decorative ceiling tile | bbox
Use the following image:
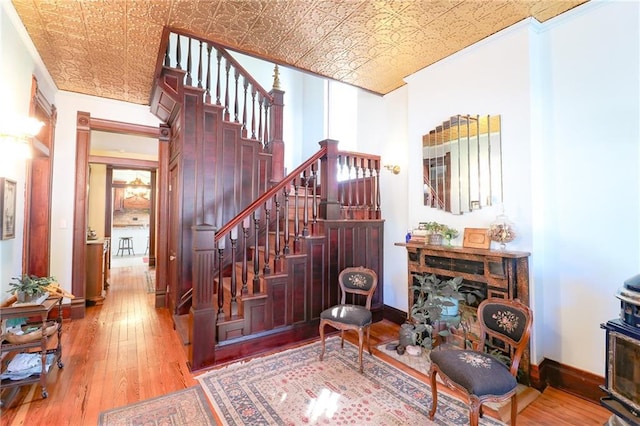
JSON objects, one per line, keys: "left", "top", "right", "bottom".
{"left": 9, "top": 0, "right": 588, "bottom": 105}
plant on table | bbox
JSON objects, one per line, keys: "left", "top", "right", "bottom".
{"left": 7, "top": 275, "right": 56, "bottom": 302}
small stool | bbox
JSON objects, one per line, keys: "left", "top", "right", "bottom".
{"left": 116, "top": 237, "right": 135, "bottom": 256}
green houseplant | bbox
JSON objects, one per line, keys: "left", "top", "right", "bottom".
{"left": 7, "top": 274, "right": 55, "bottom": 303}
{"left": 405, "top": 274, "right": 465, "bottom": 348}
{"left": 423, "top": 222, "right": 458, "bottom": 245}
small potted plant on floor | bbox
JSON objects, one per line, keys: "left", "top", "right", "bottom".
{"left": 404, "top": 273, "right": 465, "bottom": 349}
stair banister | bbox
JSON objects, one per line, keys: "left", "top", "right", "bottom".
{"left": 214, "top": 144, "right": 329, "bottom": 243}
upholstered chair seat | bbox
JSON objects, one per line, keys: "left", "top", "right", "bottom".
{"left": 429, "top": 349, "right": 517, "bottom": 396}
{"left": 320, "top": 305, "right": 372, "bottom": 327}
{"left": 319, "top": 266, "right": 378, "bottom": 373}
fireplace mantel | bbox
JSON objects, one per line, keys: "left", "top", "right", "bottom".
{"left": 395, "top": 241, "right": 531, "bottom": 383}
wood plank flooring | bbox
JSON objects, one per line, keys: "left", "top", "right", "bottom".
{"left": 1, "top": 265, "right": 613, "bottom": 425}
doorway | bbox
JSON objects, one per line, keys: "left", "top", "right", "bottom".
{"left": 110, "top": 169, "right": 153, "bottom": 268}
{"left": 72, "top": 112, "right": 167, "bottom": 319}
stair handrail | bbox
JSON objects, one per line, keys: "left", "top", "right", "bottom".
{"left": 161, "top": 28, "right": 274, "bottom": 105}
{"left": 214, "top": 144, "right": 328, "bottom": 243}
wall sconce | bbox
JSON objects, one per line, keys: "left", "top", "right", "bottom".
{"left": 383, "top": 164, "right": 401, "bottom": 175}
{"left": 0, "top": 116, "right": 44, "bottom": 159}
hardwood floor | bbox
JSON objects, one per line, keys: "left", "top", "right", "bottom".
{"left": 1, "top": 266, "right": 613, "bottom": 425}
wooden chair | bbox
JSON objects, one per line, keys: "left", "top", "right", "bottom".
{"left": 319, "top": 266, "right": 378, "bottom": 373}
{"left": 428, "top": 298, "right": 533, "bottom": 426}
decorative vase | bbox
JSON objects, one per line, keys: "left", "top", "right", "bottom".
{"left": 489, "top": 213, "right": 516, "bottom": 249}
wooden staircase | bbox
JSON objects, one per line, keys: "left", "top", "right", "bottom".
{"left": 150, "top": 29, "right": 385, "bottom": 371}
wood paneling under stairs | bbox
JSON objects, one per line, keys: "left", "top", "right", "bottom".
{"left": 0, "top": 266, "right": 612, "bottom": 425}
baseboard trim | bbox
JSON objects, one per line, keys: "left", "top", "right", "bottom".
{"left": 539, "top": 358, "right": 606, "bottom": 404}
{"left": 383, "top": 304, "right": 407, "bottom": 325}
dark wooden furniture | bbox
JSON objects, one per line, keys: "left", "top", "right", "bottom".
{"left": 395, "top": 242, "right": 531, "bottom": 383}
{"left": 428, "top": 298, "right": 533, "bottom": 426}
{"left": 319, "top": 267, "right": 378, "bottom": 373}
{"left": 86, "top": 240, "right": 108, "bottom": 304}
{"left": 0, "top": 297, "right": 63, "bottom": 407}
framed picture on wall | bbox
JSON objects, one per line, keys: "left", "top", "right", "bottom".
{"left": 0, "top": 178, "right": 17, "bottom": 240}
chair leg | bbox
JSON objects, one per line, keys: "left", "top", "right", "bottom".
{"left": 357, "top": 329, "right": 364, "bottom": 373}
{"left": 428, "top": 364, "right": 438, "bottom": 420}
{"left": 366, "top": 326, "right": 372, "bottom": 355}
{"left": 319, "top": 321, "right": 326, "bottom": 361}
{"left": 469, "top": 396, "right": 481, "bottom": 426}
{"left": 511, "top": 394, "right": 518, "bottom": 425}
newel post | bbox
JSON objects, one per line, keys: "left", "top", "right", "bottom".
{"left": 268, "top": 87, "right": 285, "bottom": 182}
{"left": 190, "top": 224, "right": 217, "bottom": 369}
{"left": 319, "top": 139, "right": 341, "bottom": 220}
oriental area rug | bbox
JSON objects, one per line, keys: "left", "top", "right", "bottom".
{"left": 98, "top": 386, "right": 217, "bottom": 425}
{"left": 376, "top": 342, "right": 541, "bottom": 423}
{"left": 196, "top": 337, "right": 506, "bottom": 425}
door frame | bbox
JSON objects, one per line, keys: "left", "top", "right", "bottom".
{"left": 71, "top": 112, "right": 170, "bottom": 318}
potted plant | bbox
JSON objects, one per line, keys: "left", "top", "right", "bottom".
{"left": 7, "top": 274, "right": 55, "bottom": 303}
{"left": 423, "top": 222, "right": 458, "bottom": 246}
{"left": 404, "top": 273, "right": 465, "bottom": 349}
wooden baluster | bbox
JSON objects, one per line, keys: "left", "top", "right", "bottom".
{"left": 216, "top": 238, "right": 225, "bottom": 321}
{"left": 356, "top": 157, "right": 364, "bottom": 218}
{"left": 293, "top": 178, "right": 300, "bottom": 252}
{"left": 205, "top": 45, "right": 212, "bottom": 104}
{"left": 242, "top": 77, "right": 248, "bottom": 138}
{"left": 224, "top": 59, "right": 231, "bottom": 121}
{"left": 176, "top": 34, "right": 182, "bottom": 70}
{"left": 252, "top": 212, "right": 260, "bottom": 293}
{"left": 263, "top": 200, "right": 271, "bottom": 275}
{"left": 338, "top": 154, "right": 346, "bottom": 217}
{"left": 347, "top": 156, "right": 354, "bottom": 219}
{"left": 274, "top": 194, "right": 281, "bottom": 268}
{"left": 374, "top": 159, "right": 381, "bottom": 219}
{"left": 164, "top": 38, "right": 170, "bottom": 66}
{"left": 302, "top": 170, "right": 309, "bottom": 237}
{"left": 241, "top": 218, "right": 249, "bottom": 295}
{"left": 197, "top": 41, "right": 203, "bottom": 89}
{"left": 215, "top": 50, "right": 222, "bottom": 106}
{"left": 233, "top": 68, "right": 240, "bottom": 123}
{"left": 258, "top": 94, "right": 264, "bottom": 146}
{"left": 367, "top": 159, "right": 374, "bottom": 219}
{"left": 185, "top": 37, "right": 192, "bottom": 86}
{"left": 283, "top": 186, "right": 290, "bottom": 255}
{"left": 263, "top": 99, "right": 270, "bottom": 147}
{"left": 251, "top": 86, "right": 257, "bottom": 140}
{"left": 311, "top": 162, "right": 318, "bottom": 230}
{"left": 230, "top": 229, "right": 238, "bottom": 316}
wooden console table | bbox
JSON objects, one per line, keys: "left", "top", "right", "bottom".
{"left": 395, "top": 241, "right": 532, "bottom": 383}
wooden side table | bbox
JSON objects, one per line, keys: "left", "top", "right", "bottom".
{"left": 0, "top": 297, "right": 63, "bottom": 407}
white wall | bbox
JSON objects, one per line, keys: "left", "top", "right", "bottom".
{"left": 535, "top": 0, "right": 639, "bottom": 374}
{"left": 369, "top": 0, "right": 639, "bottom": 376}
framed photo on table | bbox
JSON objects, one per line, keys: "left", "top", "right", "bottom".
{"left": 1, "top": 178, "right": 17, "bottom": 240}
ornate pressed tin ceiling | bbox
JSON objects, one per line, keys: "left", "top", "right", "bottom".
{"left": 11, "top": 0, "right": 587, "bottom": 105}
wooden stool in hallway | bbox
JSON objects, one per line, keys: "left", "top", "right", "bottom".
{"left": 116, "top": 237, "right": 135, "bottom": 256}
